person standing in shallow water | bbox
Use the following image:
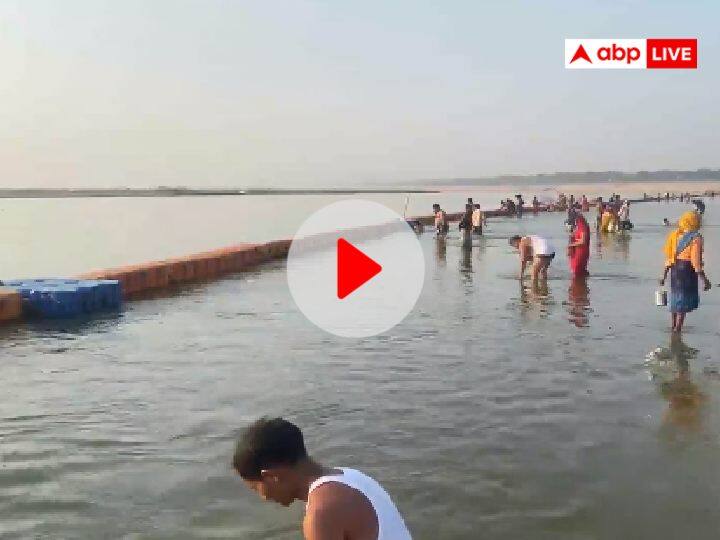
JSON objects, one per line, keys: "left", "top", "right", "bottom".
{"left": 567, "top": 211, "right": 590, "bottom": 277}
{"left": 433, "top": 204, "right": 448, "bottom": 236}
{"left": 471, "top": 203, "right": 485, "bottom": 235}
{"left": 660, "top": 211, "right": 712, "bottom": 332}
{"left": 618, "top": 200, "right": 632, "bottom": 230}
{"left": 459, "top": 204, "right": 473, "bottom": 248}
{"left": 234, "top": 417, "right": 412, "bottom": 540}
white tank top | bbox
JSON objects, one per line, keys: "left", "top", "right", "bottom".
{"left": 308, "top": 468, "right": 412, "bottom": 540}
{"left": 529, "top": 235, "right": 555, "bottom": 256}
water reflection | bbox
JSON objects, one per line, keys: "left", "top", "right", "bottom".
{"left": 596, "top": 231, "right": 632, "bottom": 261}
{"left": 435, "top": 236, "right": 447, "bottom": 266}
{"left": 566, "top": 276, "right": 591, "bottom": 327}
{"left": 460, "top": 244, "right": 473, "bottom": 277}
{"left": 594, "top": 231, "right": 604, "bottom": 258}
{"left": 614, "top": 233, "right": 631, "bottom": 261}
{"left": 474, "top": 235, "right": 487, "bottom": 258}
{"left": 646, "top": 334, "right": 706, "bottom": 436}
{"left": 461, "top": 229, "right": 473, "bottom": 250}
{"left": 0, "top": 312, "right": 123, "bottom": 342}
{"left": 518, "top": 279, "right": 553, "bottom": 320}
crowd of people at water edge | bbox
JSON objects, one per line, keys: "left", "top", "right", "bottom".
{"left": 592, "top": 195, "right": 634, "bottom": 233}
{"left": 235, "top": 198, "right": 714, "bottom": 539}
{"left": 499, "top": 196, "right": 524, "bottom": 217}
{"left": 234, "top": 417, "right": 412, "bottom": 540}
{"left": 430, "top": 193, "right": 712, "bottom": 333}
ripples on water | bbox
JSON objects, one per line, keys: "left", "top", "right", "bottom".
{"left": 1, "top": 202, "right": 720, "bottom": 539}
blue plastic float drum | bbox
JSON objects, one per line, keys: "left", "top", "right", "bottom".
{"left": 3, "top": 279, "right": 122, "bottom": 318}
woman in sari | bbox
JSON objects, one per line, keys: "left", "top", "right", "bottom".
{"left": 567, "top": 211, "right": 591, "bottom": 277}
{"left": 660, "top": 211, "right": 712, "bottom": 332}
{"left": 600, "top": 205, "right": 613, "bottom": 232}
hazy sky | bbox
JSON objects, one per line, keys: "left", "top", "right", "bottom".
{"left": 1, "top": 1, "right": 717, "bottom": 188}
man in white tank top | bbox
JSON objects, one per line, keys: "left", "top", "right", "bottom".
{"left": 233, "top": 417, "right": 412, "bottom": 540}
{"left": 508, "top": 234, "right": 555, "bottom": 281}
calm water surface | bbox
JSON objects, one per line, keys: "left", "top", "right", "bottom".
{"left": 1, "top": 200, "right": 719, "bottom": 539}
{"left": 1, "top": 192, "right": 501, "bottom": 278}
{"left": 0, "top": 184, "right": 669, "bottom": 278}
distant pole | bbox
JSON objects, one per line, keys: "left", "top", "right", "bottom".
{"left": 403, "top": 195, "right": 410, "bottom": 219}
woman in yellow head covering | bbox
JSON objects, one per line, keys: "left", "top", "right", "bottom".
{"left": 660, "top": 210, "right": 712, "bottom": 332}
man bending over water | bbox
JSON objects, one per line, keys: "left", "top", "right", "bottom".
{"left": 509, "top": 235, "right": 555, "bottom": 281}
{"left": 234, "top": 417, "right": 412, "bottom": 540}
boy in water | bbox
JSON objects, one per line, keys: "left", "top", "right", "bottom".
{"left": 509, "top": 235, "right": 555, "bottom": 282}
{"left": 234, "top": 417, "right": 412, "bottom": 540}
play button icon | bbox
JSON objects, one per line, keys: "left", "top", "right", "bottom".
{"left": 337, "top": 238, "right": 382, "bottom": 299}
{"left": 287, "top": 200, "right": 425, "bottom": 338}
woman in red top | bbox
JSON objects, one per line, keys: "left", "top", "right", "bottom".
{"left": 568, "top": 211, "right": 591, "bottom": 277}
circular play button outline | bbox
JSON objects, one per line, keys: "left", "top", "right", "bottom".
{"left": 286, "top": 200, "right": 425, "bottom": 338}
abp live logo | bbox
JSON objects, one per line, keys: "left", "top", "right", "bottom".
{"left": 565, "top": 39, "right": 697, "bottom": 69}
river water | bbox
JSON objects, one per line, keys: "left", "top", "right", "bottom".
{"left": 1, "top": 198, "right": 719, "bottom": 539}
{"left": 1, "top": 182, "right": 703, "bottom": 278}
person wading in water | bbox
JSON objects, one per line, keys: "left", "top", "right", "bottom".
{"left": 595, "top": 197, "right": 604, "bottom": 231}
{"left": 567, "top": 210, "right": 590, "bottom": 277}
{"left": 459, "top": 203, "right": 474, "bottom": 248}
{"left": 433, "top": 204, "right": 449, "bottom": 236}
{"left": 471, "top": 204, "right": 485, "bottom": 235}
{"left": 234, "top": 417, "right": 412, "bottom": 540}
{"left": 660, "top": 211, "right": 712, "bottom": 333}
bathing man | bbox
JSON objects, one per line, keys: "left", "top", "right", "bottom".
{"left": 509, "top": 234, "right": 556, "bottom": 281}
{"left": 234, "top": 417, "right": 412, "bottom": 540}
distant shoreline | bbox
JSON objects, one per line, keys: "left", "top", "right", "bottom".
{"left": 2, "top": 176, "right": 719, "bottom": 199}
{"left": 0, "top": 188, "right": 439, "bottom": 199}
{"left": 421, "top": 169, "right": 720, "bottom": 187}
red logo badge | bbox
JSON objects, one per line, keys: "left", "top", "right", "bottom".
{"left": 570, "top": 44, "right": 592, "bottom": 64}
{"left": 646, "top": 39, "right": 697, "bottom": 69}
